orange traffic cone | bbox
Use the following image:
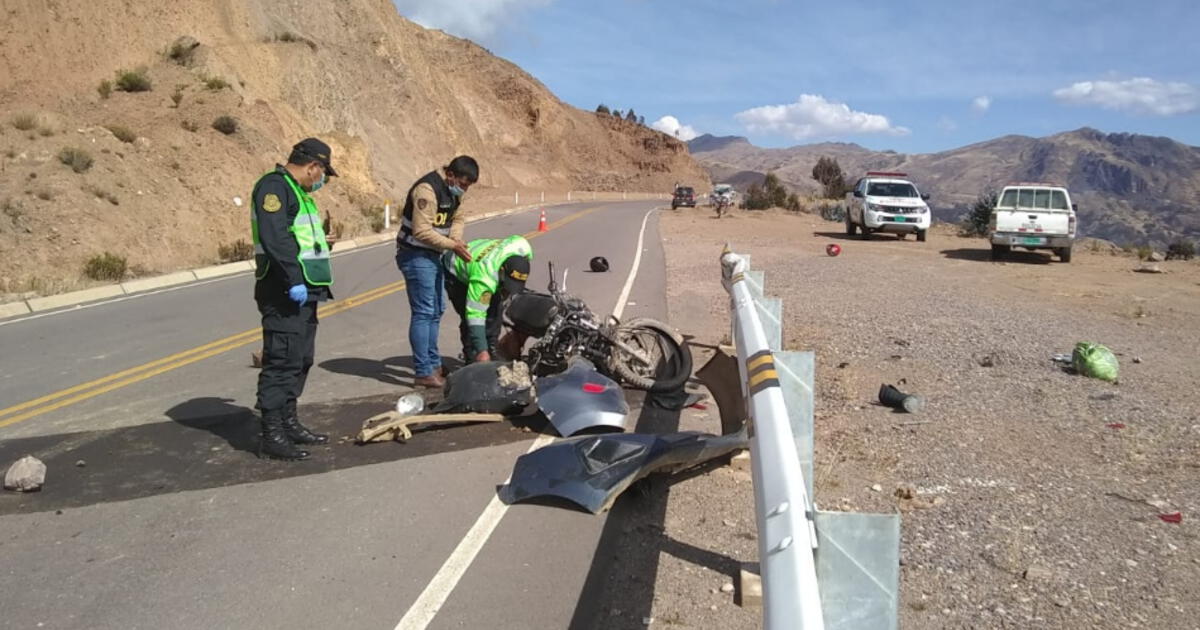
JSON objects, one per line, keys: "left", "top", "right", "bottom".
{"left": 537, "top": 207, "right": 548, "bottom": 232}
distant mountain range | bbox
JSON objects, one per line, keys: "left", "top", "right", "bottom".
{"left": 688, "top": 129, "right": 1200, "bottom": 246}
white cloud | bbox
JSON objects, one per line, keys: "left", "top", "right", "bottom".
{"left": 393, "top": 0, "right": 553, "bottom": 43}
{"left": 734, "top": 94, "right": 909, "bottom": 140}
{"left": 1052, "top": 77, "right": 1199, "bottom": 116}
{"left": 650, "top": 115, "right": 699, "bottom": 141}
{"left": 971, "top": 96, "right": 991, "bottom": 114}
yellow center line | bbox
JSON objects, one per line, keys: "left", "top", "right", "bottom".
{"left": 0, "top": 205, "right": 605, "bottom": 428}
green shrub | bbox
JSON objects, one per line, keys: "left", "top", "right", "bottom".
{"left": 785, "top": 193, "right": 801, "bottom": 212}
{"left": 58, "top": 147, "right": 94, "bottom": 173}
{"left": 84, "top": 252, "right": 128, "bottom": 281}
{"left": 203, "top": 76, "right": 230, "bottom": 91}
{"left": 1166, "top": 240, "right": 1196, "bottom": 261}
{"left": 2, "top": 197, "right": 23, "bottom": 219}
{"left": 961, "top": 189, "right": 997, "bottom": 237}
{"left": 360, "top": 206, "right": 386, "bottom": 233}
{"left": 811, "top": 156, "right": 848, "bottom": 199}
{"left": 11, "top": 113, "right": 36, "bottom": 131}
{"left": 167, "top": 40, "right": 196, "bottom": 65}
{"left": 106, "top": 125, "right": 137, "bottom": 143}
{"left": 98, "top": 80, "right": 113, "bottom": 99}
{"left": 218, "top": 239, "right": 255, "bottom": 263}
{"left": 211, "top": 115, "right": 238, "bottom": 135}
{"left": 171, "top": 90, "right": 184, "bottom": 107}
{"left": 1134, "top": 245, "right": 1154, "bottom": 261}
{"left": 278, "top": 31, "right": 299, "bottom": 42}
{"left": 743, "top": 172, "right": 789, "bottom": 210}
{"left": 115, "top": 69, "right": 152, "bottom": 92}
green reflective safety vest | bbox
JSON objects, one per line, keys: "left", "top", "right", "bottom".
{"left": 251, "top": 171, "right": 332, "bottom": 286}
{"left": 447, "top": 235, "right": 533, "bottom": 326}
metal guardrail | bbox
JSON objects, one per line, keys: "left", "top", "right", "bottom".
{"left": 722, "top": 247, "right": 826, "bottom": 630}
{"left": 721, "top": 246, "right": 901, "bottom": 630}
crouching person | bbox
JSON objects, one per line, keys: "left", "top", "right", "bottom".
{"left": 443, "top": 235, "right": 533, "bottom": 363}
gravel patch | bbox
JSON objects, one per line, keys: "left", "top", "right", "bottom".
{"left": 644, "top": 209, "right": 1200, "bottom": 629}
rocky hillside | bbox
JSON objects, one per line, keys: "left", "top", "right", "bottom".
{"left": 690, "top": 129, "right": 1200, "bottom": 247}
{"left": 0, "top": 0, "right": 708, "bottom": 297}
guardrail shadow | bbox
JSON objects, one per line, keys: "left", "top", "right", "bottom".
{"left": 568, "top": 388, "right": 740, "bottom": 629}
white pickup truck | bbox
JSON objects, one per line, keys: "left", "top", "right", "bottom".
{"left": 846, "top": 172, "right": 932, "bottom": 242}
{"left": 989, "top": 183, "right": 1077, "bottom": 262}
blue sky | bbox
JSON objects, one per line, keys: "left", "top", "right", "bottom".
{"left": 393, "top": 0, "right": 1199, "bottom": 153}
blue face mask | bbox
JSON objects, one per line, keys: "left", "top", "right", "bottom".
{"left": 310, "top": 171, "right": 326, "bottom": 192}
{"left": 448, "top": 184, "right": 464, "bottom": 197}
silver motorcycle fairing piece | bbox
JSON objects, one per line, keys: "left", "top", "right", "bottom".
{"left": 535, "top": 358, "right": 629, "bottom": 437}
{"left": 498, "top": 427, "right": 750, "bottom": 513}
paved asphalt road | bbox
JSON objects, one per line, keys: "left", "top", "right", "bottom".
{"left": 0, "top": 200, "right": 680, "bottom": 630}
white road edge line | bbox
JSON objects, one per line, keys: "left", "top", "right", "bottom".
{"left": 0, "top": 205, "right": 557, "bottom": 328}
{"left": 393, "top": 206, "right": 658, "bottom": 630}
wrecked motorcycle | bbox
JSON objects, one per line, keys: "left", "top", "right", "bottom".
{"left": 505, "top": 263, "right": 692, "bottom": 393}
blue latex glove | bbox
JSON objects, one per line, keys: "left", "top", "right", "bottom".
{"left": 288, "top": 284, "right": 308, "bottom": 305}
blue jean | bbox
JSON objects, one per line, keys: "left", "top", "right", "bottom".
{"left": 396, "top": 247, "right": 445, "bottom": 377}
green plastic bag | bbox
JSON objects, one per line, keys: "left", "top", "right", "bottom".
{"left": 1072, "top": 342, "right": 1119, "bottom": 383}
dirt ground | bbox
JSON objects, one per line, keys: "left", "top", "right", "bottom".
{"left": 639, "top": 207, "right": 1200, "bottom": 629}
{"left": 0, "top": 0, "right": 707, "bottom": 301}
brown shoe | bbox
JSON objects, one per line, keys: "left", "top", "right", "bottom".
{"left": 413, "top": 374, "right": 446, "bottom": 388}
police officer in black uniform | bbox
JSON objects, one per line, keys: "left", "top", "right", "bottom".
{"left": 250, "top": 138, "right": 338, "bottom": 461}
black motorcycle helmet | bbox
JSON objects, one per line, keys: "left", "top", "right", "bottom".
{"left": 589, "top": 256, "right": 609, "bottom": 272}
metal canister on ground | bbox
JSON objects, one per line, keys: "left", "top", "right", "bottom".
{"left": 879, "top": 383, "right": 923, "bottom": 413}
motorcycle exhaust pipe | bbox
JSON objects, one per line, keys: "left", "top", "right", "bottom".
{"left": 879, "top": 383, "right": 923, "bottom": 413}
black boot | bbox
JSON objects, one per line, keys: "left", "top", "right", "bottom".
{"left": 281, "top": 408, "right": 329, "bottom": 445}
{"left": 258, "top": 412, "right": 310, "bottom": 461}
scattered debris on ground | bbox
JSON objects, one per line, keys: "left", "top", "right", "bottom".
{"left": 4, "top": 455, "right": 46, "bottom": 492}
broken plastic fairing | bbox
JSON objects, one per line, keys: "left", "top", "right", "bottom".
{"left": 498, "top": 428, "right": 750, "bottom": 513}
{"left": 535, "top": 357, "right": 629, "bottom": 437}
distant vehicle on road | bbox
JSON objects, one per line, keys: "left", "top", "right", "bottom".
{"left": 989, "top": 183, "right": 1077, "bottom": 262}
{"left": 712, "top": 184, "right": 734, "bottom": 218}
{"left": 846, "top": 172, "right": 932, "bottom": 242}
{"left": 671, "top": 186, "right": 696, "bottom": 210}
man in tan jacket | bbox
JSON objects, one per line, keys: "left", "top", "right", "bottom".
{"left": 395, "top": 156, "right": 478, "bottom": 387}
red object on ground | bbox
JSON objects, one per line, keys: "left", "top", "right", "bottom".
{"left": 1159, "top": 512, "right": 1183, "bottom": 524}
{"left": 1106, "top": 423, "right": 1126, "bottom": 429}
{"left": 537, "top": 208, "right": 548, "bottom": 232}
{"left": 826, "top": 243, "right": 841, "bottom": 257}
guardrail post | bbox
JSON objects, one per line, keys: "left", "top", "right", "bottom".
{"left": 776, "top": 351, "right": 815, "bottom": 502}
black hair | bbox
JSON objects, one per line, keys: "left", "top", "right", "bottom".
{"left": 446, "top": 155, "right": 479, "bottom": 183}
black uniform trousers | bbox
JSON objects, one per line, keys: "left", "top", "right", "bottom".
{"left": 255, "top": 297, "right": 319, "bottom": 416}
{"left": 444, "top": 274, "right": 502, "bottom": 361}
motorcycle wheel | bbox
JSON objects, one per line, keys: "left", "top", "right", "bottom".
{"left": 609, "top": 318, "right": 693, "bottom": 393}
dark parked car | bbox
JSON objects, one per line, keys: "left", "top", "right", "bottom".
{"left": 671, "top": 186, "right": 695, "bottom": 209}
